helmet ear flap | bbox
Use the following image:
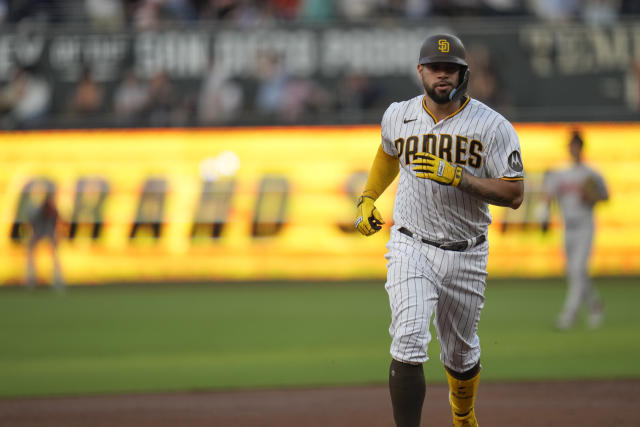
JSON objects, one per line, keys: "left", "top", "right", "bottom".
{"left": 449, "top": 67, "right": 470, "bottom": 102}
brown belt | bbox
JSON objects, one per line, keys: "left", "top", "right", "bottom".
{"left": 398, "top": 227, "right": 486, "bottom": 252}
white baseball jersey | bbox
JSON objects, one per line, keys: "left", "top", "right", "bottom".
{"left": 381, "top": 95, "right": 524, "bottom": 370}
{"left": 381, "top": 95, "right": 524, "bottom": 241}
{"left": 545, "top": 164, "right": 607, "bottom": 226}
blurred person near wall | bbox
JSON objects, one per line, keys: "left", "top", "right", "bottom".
{"left": 146, "top": 70, "right": 177, "bottom": 126}
{"left": 132, "top": 0, "right": 166, "bottom": 29}
{"left": 270, "top": 0, "right": 300, "bottom": 20}
{"left": 298, "top": 0, "right": 334, "bottom": 22}
{"left": 0, "top": 0, "right": 7, "bottom": 23}
{"left": 164, "top": 0, "right": 198, "bottom": 21}
{"left": 482, "top": 0, "right": 528, "bottom": 16}
{"left": 527, "top": 0, "right": 581, "bottom": 20}
{"left": 4, "top": 0, "right": 61, "bottom": 24}
{"left": 197, "top": 60, "right": 243, "bottom": 125}
{"left": 85, "top": 0, "right": 125, "bottom": 29}
{"left": 253, "top": 49, "right": 330, "bottom": 122}
{"left": 25, "top": 191, "right": 65, "bottom": 291}
{"left": 69, "top": 67, "right": 104, "bottom": 119}
{"left": 621, "top": 0, "right": 640, "bottom": 14}
{"left": 335, "top": 0, "right": 379, "bottom": 20}
{"left": 466, "top": 44, "right": 501, "bottom": 108}
{"left": 542, "top": 130, "right": 609, "bottom": 330}
{"left": 280, "top": 76, "right": 330, "bottom": 122}
{"left": 336, "top": 71, "right": 384, "bottom": 120}
{"left": 113, "top": 68, "right": 150, "bottom": 126}
{"left": 581, "top": 0, "right": 620, "bottom": 25}
{"left": 198, "top": 0, "right": 243, "bottom": 20}
{"left": 253, "top": 50, "right": 289, "bottom": 117}
{"left": 0, "top": 66, "right": 51, "bottom": 130}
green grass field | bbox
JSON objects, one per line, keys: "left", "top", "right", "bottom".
{"left": 0, "top": 278, "right": 638, "bottom": 398}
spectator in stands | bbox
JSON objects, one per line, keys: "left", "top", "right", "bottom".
{"left": 335, "top": 0, "right": 380, "bottom": 20}
{"left": 270, "top": 0, "right": 300, "bottom": 20}
{"left": 527, "top": 0, "right": 581, "bottom": 21}
{"left": 581, "top": 0, "right": 620, "bottom": 25}
{"left": 5, "top": 0, "right": 61, "bottom": 24}
{"left": 466, "top": 44, "right": 500, "bottom": 107}
{"left": 233, "top": 0, "right": 279, "bottom": 26}
{"left": 0, "top": 66, "right": 51, "bottom": 129}
{"left": 431, "top": 0, "right": 490, "bottom": 16}
{"left": 252, "top": 49, "right": 330, "bottom": 122}
{"left": 621, "top": 0, "right": 640, "bottom": 15}
{"left": 113, "top": 68, "right": 150, "bottom": 126}
{"left": 197, "top": 60, "right": 243, "bottom": 125}
{"left": 253, "top": 50, "right": 289, "bottom": 116}
{"left": 483, "top": 0, "right": 528, "bottom": 16}
{"left": 198, "top": 0, "right": 243, "bottom": 20}
{"left": 0, "top": 0, "right": 7, "bottom": 23}
{"left": 298, "top": 0, "right": 334, "bottom": 22}
{"left": 403, "top": 0, "right": 432, "bottom": 19}
{"left": 280, "top": 76, "right": 330, "bottom": 122}
{"left": 164, "top": 0, "right": 198, "bottom": 21}
{"left": 85, "top": 0, "right": 125, "bottom": 30}
{"left": 133, "top": 0, "right": 165, "bottom": 29}
{"left": 69, "top": 67, "right": 104, "bottom": 118}
{"left": 336, "top": 71, "right": 384, "bottom": 119}
{"left": 146, "top": 70, "right": 176, "bottom": 125}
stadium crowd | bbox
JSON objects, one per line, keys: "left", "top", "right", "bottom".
{"left": 0, "top": 0, "right": 638, "bottom": 129}
{"left": 1, "top": 0, "right": 639, "bottom": 27}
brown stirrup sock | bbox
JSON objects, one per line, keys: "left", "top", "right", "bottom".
{"left": 389, "top": 359, "right": 426, "bottom": 427}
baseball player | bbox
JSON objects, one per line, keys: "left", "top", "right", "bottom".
{"left": 355, "top": 34, "right": 524, "bottom": 427}
{"left": 25, "top": 191, "right": 65, "bottom": 291}
{"left": 542, "top": 130, "right": 608, "bottom": 330}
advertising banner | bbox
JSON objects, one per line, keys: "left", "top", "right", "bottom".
{"left": 0, "top": 123, "right": 637, "bottom": 284}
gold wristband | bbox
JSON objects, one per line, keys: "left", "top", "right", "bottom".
{"left": 452, "top": 167, "right": 463, "bottom": 187}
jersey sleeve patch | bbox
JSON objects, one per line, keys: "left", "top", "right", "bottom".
{"left": 507, "top": 150, "right": 523, "bottom": 173}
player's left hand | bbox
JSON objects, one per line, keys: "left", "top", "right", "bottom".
{"left": 412, "top": 152, "right": 463, "bottom": 187}
{"left": 355, "top": 195, "right": 385, "bottom": 236}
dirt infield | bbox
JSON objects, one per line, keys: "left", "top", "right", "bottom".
{"left": 1, "top": 379, "right": 639, "bottom": 427}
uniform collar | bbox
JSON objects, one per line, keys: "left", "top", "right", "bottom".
{"left": 422, "top": 96, "right": 470, "bottom": 124}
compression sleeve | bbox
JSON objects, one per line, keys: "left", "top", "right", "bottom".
{"left": 362, "top": 144, "right": 400, "bottom": 200}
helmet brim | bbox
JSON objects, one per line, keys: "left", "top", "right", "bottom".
{"left": 419, "top": 56, "right": 467, "bottom": 67}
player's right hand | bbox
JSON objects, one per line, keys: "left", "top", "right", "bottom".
{"left": 355, "top": 195, "right": 384, "bottom": 236}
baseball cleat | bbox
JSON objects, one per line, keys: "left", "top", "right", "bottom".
{"left": 588, "top": 308, "right": 604, "bottom": 329}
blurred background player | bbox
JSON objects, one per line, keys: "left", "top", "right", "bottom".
{"left": 25, "top": 191, "right": 65, "bottom": 291}
{"left": 542, "top": 130, "right": 609, "bottom": 329}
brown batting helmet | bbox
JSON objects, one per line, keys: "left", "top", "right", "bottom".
{"left": 418, "top": 34, "right": 467, "bottom": 67}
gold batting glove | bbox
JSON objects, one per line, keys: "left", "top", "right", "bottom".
{"left": 412, "top": 152, "right": 463, "bottom": 187}
{"left": 355, "top": 195, "right": 385, "bottom": 236}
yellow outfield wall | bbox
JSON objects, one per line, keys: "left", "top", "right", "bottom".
{"left": 0, "top": 123, "right": 638, "bottom": 284}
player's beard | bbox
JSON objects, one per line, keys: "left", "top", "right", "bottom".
{"left": 425, "top": 82, "right": 453, "bottom": 104}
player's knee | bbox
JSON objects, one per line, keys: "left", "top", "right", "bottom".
{"left": 445, "top": 361, "right": 481, "bottom": 380}
{"left": 391, "top": 335, "right": 429, "bottom": 364}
